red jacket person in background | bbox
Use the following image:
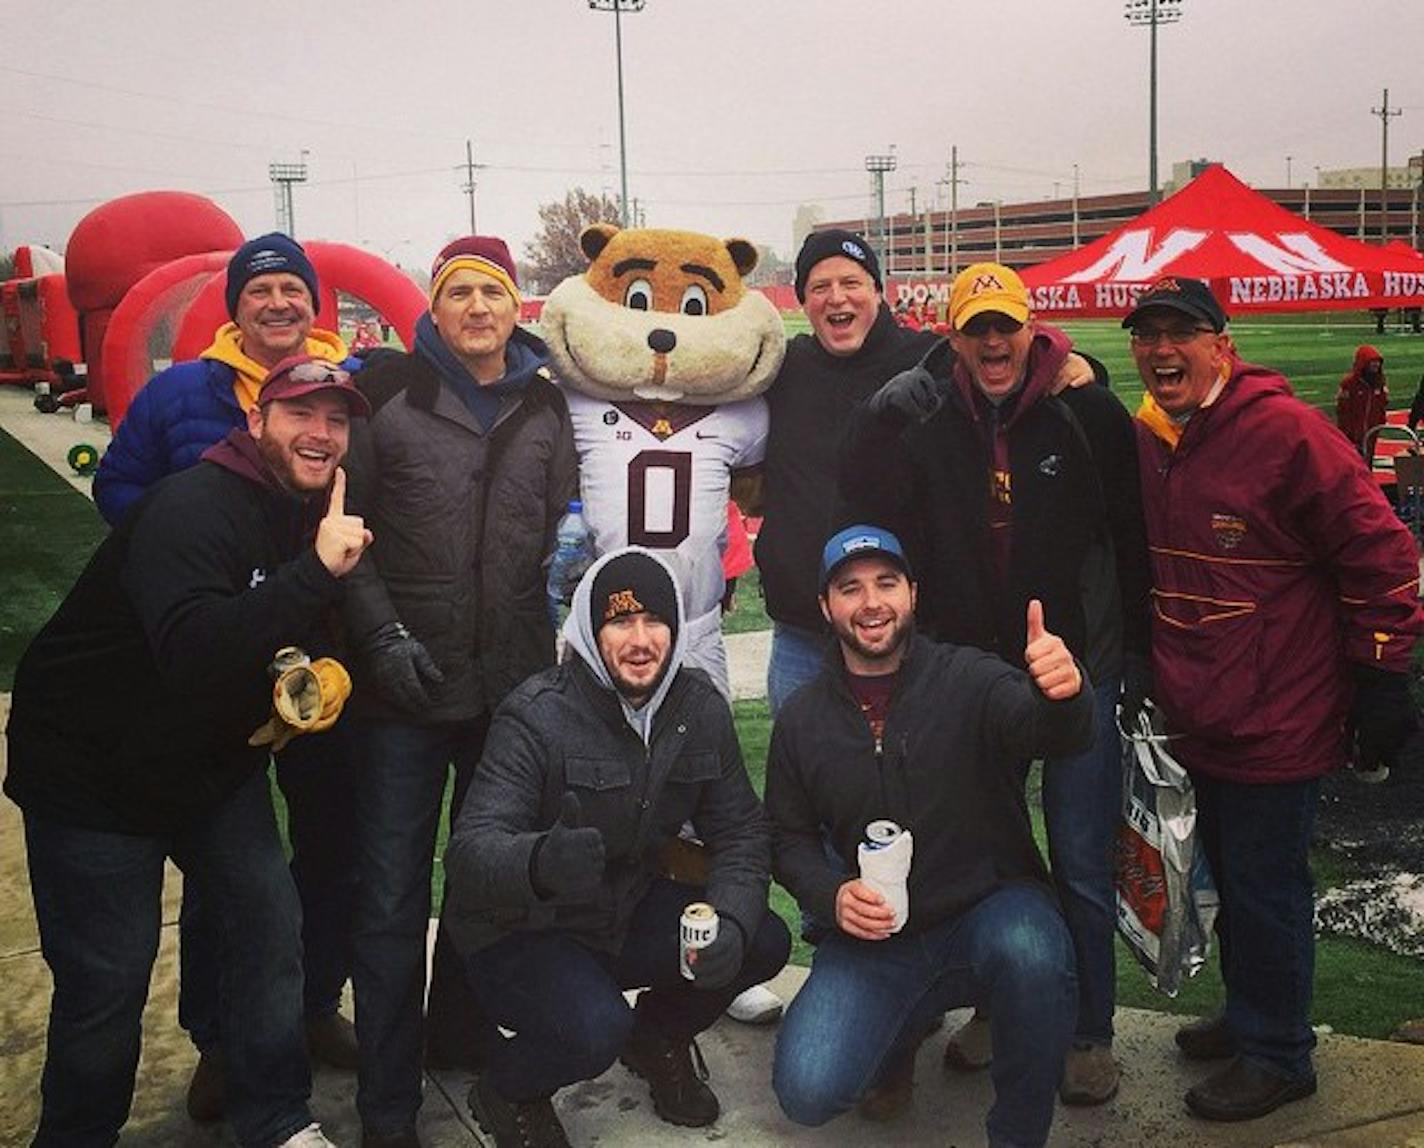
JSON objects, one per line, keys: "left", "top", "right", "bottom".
{"left": 1129, "top": 277, "right": 1423, "bottom": 1123}
{"left": 1335, "top": 344, "right": 1388, "bottom": 457}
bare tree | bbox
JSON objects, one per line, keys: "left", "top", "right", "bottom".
{"left": 522, "top": 188, "right": 622, "bottom": 293}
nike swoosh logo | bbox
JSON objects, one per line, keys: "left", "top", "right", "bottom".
{"left": 695, "top": 431, "right": 719, "bottom": 440}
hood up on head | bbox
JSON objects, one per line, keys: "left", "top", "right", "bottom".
{"left": 562, "top": 546, "right": 688, "bottom": 744}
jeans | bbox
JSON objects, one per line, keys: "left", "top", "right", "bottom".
{"left": 774, "top": 884, "right": 1075, "bottom": 1148}
{"left": 180, "top": 726, "right": 357, "bottom": 1051}
{"left": 767, "top": 622, "right": 828, "bottom": 718}
{"left": 350, "top": 712, "right": 493, "bottom": 1133}
{"left": 464, "top": 878, "right": 792, "bottom": 1101}
{"left": 1193, "top": 773, "right": 1320, "bottom": 1081}
{"left": 1041, "top": 673, "right": 1120, "bottom": 1046}
{"left": 23, "top": 770, "right": 310, "bottom": 1148}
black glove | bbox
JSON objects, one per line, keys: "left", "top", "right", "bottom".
{"left": 686, "top": 916, "right": 746, "bottom": 991}
{"left": 1351, "top": 665, "right": 1420, "bottom": 769}
{"left": 866, "top": 362, "right": 944, "bottom": 426}
{"left": 531, "top": 793, "right": 606, "bottom": 900}
{"left": 1119, "top": 652, "right": 1155, "bottom": 729}
{"left": 365, "top": 621, "right": 444, "bottom": 712}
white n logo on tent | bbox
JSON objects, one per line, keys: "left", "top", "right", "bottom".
{"left": 1062, "top": 228, "right": 1208, "bottom": 283}
{"left": 1225, "top": 232, "right": 1350, "bottom": 276}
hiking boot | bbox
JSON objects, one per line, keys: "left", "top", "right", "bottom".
{"left": 725, "top": 983, "right": 783, "bottom": 1025}
{"left": 277, "top": 1123, "right": 336, "bottom": 1147}
{"left": 306, "top": 1012, "right": 360, "bottom": 1070}
{"left": 185, "top": 1049, "right": 225, "bottom": 1123}
{"left": 1059, "top": 1041, "right": 1120, "bottom": 1106}
{"left": 1175, "top": 1013, "right": 1238, "bottom": 1061}
{"left": 619, "top": 1025, "right": 719, "bottom": 1127}
{"left": 857, "top": 1042, "right": 916, "bottom": 1122}
{"left": 467, "top": 1074, "right": 570, "bottom": 1148}
{"left": 1184, "top": 1055, "right": 1316, "bottom": 1122}
{"left": 942, "top": 1013, "right": 992, "bottom": 1072}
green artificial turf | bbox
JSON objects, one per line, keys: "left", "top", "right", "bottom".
{"left": 0, "top": 427, "right": 107, "bottom": 690}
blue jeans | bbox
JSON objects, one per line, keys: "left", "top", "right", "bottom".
{"left": 774, "top": 884, "right": 1075, "bottom": 1148}
{"left": 1193, "top": 773, "right": 1320, "bottom": 1081}
{"left": 1041, "top": 674, "right": 1120, "bottom": 1046}
{"left": 180, "top": 726, "right": 357, "bottom": 1050}
{"left": 767, "top": 622, "right": 828, "bottom": 717}
{"left": 23, "top": 770, "right": 310, "bottom": 1148}
{"left": 464, "top": 878, "right": 792, "bottom": 1101}
{"left": 350, "top": 713, "right": 493, "bottom": 1134}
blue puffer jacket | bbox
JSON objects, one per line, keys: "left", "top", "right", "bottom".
{"left": 94, "top": 355, "right": 362, "bottom": 526}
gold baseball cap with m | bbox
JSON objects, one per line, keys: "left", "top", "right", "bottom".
{"left": 948, "top": 262, "right": 1030, "bottom": 330}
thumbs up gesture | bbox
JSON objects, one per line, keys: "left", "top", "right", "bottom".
{"left": 531, "top": 792, "right": 606, "bottom": 901}
{"left": 1024, "top": 599, "right": 1082, "bottom": 701}
{"left": 315, "top": 467, "right": 374, "bottom": 578}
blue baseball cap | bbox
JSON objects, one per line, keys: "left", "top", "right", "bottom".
{"left": 819, "top": 525, "right": 912, "bottom": 593}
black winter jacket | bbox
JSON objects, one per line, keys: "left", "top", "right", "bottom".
{"left": 342, "top": 332, "right": 578, "bottom": 722}
{"left": 757, "top": 306, "right": 940, "bottom": 632}
{"left": 5, "top": 459, "right": 341, "bottom": 834}
{"left": 765, "top": 635, "right": 1093, "bottom": 936}
{"left": 441, "top": 658, "right": 771, "bottom": 955}
{"left": 840, "top": 337, "right": 1150, "bottom": 680}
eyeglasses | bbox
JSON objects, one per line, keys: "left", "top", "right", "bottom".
{"left": 960, "top": 314, "right": 1025, "bottom": 338}
{"left": 1129, "top": 325, "right": 1216, "bottom": 346}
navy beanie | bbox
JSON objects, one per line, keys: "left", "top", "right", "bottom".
{"left": 794, "top": 229, "right": 882, "bottom": 302}
{"left": 225, "top": 233, "right": 320, "bottom": 318}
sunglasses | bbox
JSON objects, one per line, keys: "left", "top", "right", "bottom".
{"left": 960, "top": 314, "right": 1025, "bottom": 338}
{"left": 284, "top": 360, "right": 352, "bottom": 385}
{"left": 1129, "top": 325, "right": 1216, "bottom": 346}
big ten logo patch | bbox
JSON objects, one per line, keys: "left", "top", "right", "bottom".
{"left": 1209, "top": 512, "right": 1247, "bottom": 551}
{"left": 990, "top": 468, "right": 1012, "bottom": 506}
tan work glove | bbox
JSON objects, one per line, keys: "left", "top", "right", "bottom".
{"left": 249, "top": 648, "right": 352, "bottom": 752}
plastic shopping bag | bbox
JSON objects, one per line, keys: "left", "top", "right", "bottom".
{"left": 1113, "top": 701, "right": 1219, "bottom": 996}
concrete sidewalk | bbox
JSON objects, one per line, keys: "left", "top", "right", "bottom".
{"left": 5, "top": 386, "right": 1424, "bottom": 1145}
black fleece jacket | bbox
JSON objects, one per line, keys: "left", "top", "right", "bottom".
{"left": 756, "top": 306, "right": 940, "bottom": 632}
{"left": 5, "top": 444, "right": 341, "bottom": 834}
{"left": 765, "top": 634, "right": 1094, "bottom": 936}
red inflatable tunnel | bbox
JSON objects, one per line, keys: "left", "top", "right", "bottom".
{"left": 171, "top": 241, "right": 426, "bottom": 363}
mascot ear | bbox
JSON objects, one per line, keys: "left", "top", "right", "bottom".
{"left": 581, "top": 223, "right": 621, "bottom": 263}
{"left": 724, "top": 238, "right": 758, "bottom": 278}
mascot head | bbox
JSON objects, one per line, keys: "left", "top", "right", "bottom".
{"left": 541, "top": 224, "right": 786, "bottom": 405}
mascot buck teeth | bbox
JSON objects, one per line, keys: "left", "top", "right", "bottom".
{"left": 541, "top": 224, "right": 787, "bottom": 696}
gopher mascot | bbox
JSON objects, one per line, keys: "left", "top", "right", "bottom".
{"left": 541, "top": 224, "right": 786, "bottom": 696}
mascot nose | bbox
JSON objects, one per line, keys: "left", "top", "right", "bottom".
{"left": 647, "top": 328, "right": 677, "bottom": 354}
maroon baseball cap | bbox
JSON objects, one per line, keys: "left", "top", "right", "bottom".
{"left": 258, "top": 354, "right": 371, "bottom": 417}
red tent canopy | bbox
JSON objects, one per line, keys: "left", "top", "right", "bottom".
{"left": 1020, "top": 165, "right": 1424, "bottom": 319}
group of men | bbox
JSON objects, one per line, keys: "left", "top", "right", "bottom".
{"left": 6, "top": 221, "right": 1422, "bottom": 1148}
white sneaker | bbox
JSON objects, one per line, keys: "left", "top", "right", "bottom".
{"left": 275, "top": 1123, "right": 336, "bottom": 1147}
{"left": 726, "top": 983, "right": 783, "bottom": 1025}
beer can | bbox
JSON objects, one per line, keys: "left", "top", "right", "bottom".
{"left": 864, "top": 819, "right": 902, "bottom": 851}
{"left": 679, "top": 902, "right": 719, "bottom": 980}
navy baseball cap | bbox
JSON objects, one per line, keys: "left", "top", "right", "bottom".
{"left": 1121, "top": 275, "right": 1228, "bottom": 332}
{"left": 819, "top": 525, "right": 912, "bottom": 593}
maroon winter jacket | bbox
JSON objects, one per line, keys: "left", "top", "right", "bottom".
{"left": 1335, "top": 344, "right": 1388, "bottom": 450}
{"left": 1136, "top": 359, "right": 1423, "bottom": 782}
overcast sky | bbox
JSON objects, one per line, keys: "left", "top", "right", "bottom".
{"left": 3, "top": 0, "right": 1421, "bottom": 272}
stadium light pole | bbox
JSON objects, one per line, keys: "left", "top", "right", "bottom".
{"left": 589, "top": 0, "right": 645, "bottom": 228}
{"left": 865, "top": 149, "right": 898, "bottom": 277}
{"left": 1125, "top": 0, "right": 1183, "bottom": 207}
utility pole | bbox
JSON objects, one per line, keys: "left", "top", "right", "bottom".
{"left": 865, "top": 149, "right": 898, "bottom": 276}
{"left": 1372, "top": 88, "right": 1402, "bottom": 242}
{"left": 1072, "top": 163, "right": 1081, "bottom": 246}
{"left": 937, "top": 145, "right": 966, "bottom": 278}
{"left": 461, "top": 139, "right": 480, "bottom": 233}
{"left": 589, "top": 0, "right": 646, "bottom": 228}
{"left": 1125, "top": 0, "right": 1184, "bottom": 207}
{"left": 993, "top": 200, "right": 1002, "bottom": 264}
{"left": 1286, "top": 155, "right": 1293, "bottom": 190}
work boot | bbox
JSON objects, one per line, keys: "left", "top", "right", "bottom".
{"left": 185, "top": 1049, "right": 225, "bottom": 1123}
{"left": 467, "top": 1074, "right": 571, "bottom": 1148}
{"left": 619, "top": 1025, "right": 719, "bottom": 1127}
{"left": 1184, "top": 1055, "right": 1316, "bottom": 1122}
{"left": 942, "top": 1012, "right": 992, "bottom": 1072}
{"left": 1059, "top": 1041, "right": 1120, "bottom": 1105}
{"left": 306, "top": 1011, "right": 360, "bottom": 1070}
{"left": 1175, "top": 1012, "right": 1238, "bottom": 1061}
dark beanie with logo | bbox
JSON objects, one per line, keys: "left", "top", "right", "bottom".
{"left": 225, "top": 233, "right": 321, "bottom": 318}
{"left": 590, "top": 552, "right": 679, "bottom": 645}
{"left": 794, "top": 228, "right": 882, "bottom": 302}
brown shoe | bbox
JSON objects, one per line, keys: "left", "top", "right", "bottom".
{"left": 1392, "top": 1017, "right": 1424, "bottom": 1044}
{"left": 942, "top": 1013, "right": 992, "bottom": 1072}
{"left": 185, "top": 1049, "right": 225, "bottom": 1123}
{"left": 1185, "top": 1055, "right": 1316, "bottom": 1122}
{"left": 1059, "top": 1042, "right": 1120, "bottom": 1106}
{"left": 1175, "top": 1013, "right": 1238, "bottom": 1061}
{"left": 307, "top": 1012, "right": 360, "bottom": 1070}
{"left": 619, "top": 1025, "right": 719, "bottom": 1128}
